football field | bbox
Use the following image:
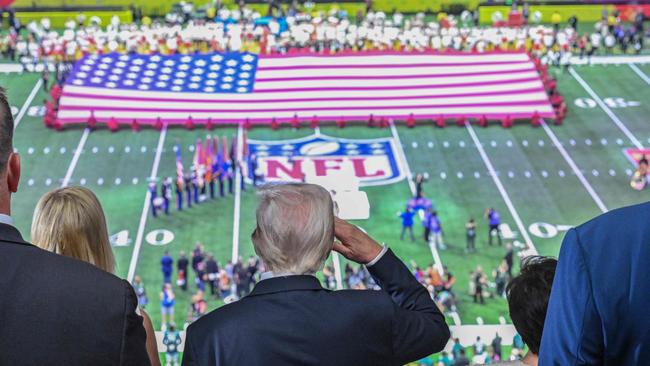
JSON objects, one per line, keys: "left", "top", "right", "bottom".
{"left": 4, "top": 60, "right": 650, "bottom": 344}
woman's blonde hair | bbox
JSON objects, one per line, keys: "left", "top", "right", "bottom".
{"left": 31, "top": 186, "right": 115, "bottom": 273}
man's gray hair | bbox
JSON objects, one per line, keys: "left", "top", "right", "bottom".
{"left": 252, "top": 183, "right": 334, "bottom": 275}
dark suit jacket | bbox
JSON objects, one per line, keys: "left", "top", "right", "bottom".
{"left": 0, "top": 223, "right": 150, "bottom": 366}
{"left": 539, "top": 202, "right": 650, "bottom": 365}
{"left": 182, "top": 248, "right": 450, "bottom": 366}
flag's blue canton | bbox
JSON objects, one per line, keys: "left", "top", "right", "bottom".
{"left": 68, "top": 52, "right": 258, "bottom": 94}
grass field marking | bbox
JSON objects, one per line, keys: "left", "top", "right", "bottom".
{"left": 465, "top": 123, "right": 537, "bottom": 257}
{"left": 389, "top": 121, "right": 459, "bottom": 325}
{"left": 541, "top": 120, "right": 608, "bottom": 213}
{"left": 13, "top": 79, "right": 42, "bottom": 131}
{"left": 61, "top": 128, "right": 90, "bottom": 187}
{"left": 331, "top": 251, "right": 344, "bottom": 290}
{"left": 569, "top": 67, "right": 644, "bottom": 150}
{"left": 314, "top": 126, "right": 321, "bottom": 136}
{"left": 629, "top": 64, "right": 650, "bottom": 86}
{"left": 127, "top": 124, "right": 168, "bottom": 283}
{"left": 231, "top": 124, "right": 244, "bottom": 264}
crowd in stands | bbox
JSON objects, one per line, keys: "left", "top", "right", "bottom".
{"left": 0, "top": 1, "right": 646, "bottom": 69}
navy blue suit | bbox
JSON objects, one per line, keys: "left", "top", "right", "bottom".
{"left": 540, "top": 202, "right": 650, "bottom": 365}
{"left": 182, "top": 249, "right": 450, "bottom": 366}
{"left": 0, "top": 223, "right": 150, "bottom": 366}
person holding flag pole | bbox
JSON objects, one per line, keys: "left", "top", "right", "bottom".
{"left": 175, "top": 142, "right": 185, "bottom": 211}
{"left": 205, "top": 135, "right": 215, "bottom": 199}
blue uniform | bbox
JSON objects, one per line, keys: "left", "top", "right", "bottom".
{"left": 161, "top": 255, "right": 173, "bottom": 283}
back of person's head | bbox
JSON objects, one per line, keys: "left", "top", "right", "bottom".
{"left": 506, "top": 255, "right": 557, "bottom": 355}
{"left": 252, "top": 183, "right": 334, "bottom": 275}
{"left": 0, "top": 87, "right": 12, "bottom": 175}
{"left": 31, "top": 186, "right": 115, "bottom": 273}
{"left": 0, "top": 87, "right": 19, "bottom": 204}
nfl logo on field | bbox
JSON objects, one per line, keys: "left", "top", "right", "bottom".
{"left": 245, "top": 134, "right": 404, "bottom": 186}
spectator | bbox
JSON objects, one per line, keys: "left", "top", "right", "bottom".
{"left": 161, "top": 250, "right": 173, "bottom": 284}
{"left": 437, "top": 351, "right": 452, "bottom": 366}
{"left": 0, "top": 87, "right": 148, "bottom": 364}
{"left": 30, "top": 186, "right": 158, "bottom": 365}
{"left": 540, "top": 203, "right": 650, "bottom": 365}
{"left": 451, "top": 338, "right": 464, "bottom": 360}
{"left": 491, "top": 332, "right": 503, "bottom": 360}
{"left": 177, "top": 250, "right": 189, "bottom": 290}
{"left": 182, "top": 183, "right": 449, "bottom": 365}
{"left": 487, "top": 256, "right": 558, "bottom": 366}
{"left": 399, "top": 205, "right": 416, "bottom": 241}
{"left": 453, "top": 349, "right": 470, "bottom": 366}
{"left": 133, "top": 275, "right": 149, "bottom": 309}
{"left": 473, "top": 336, "right": 486, "bottom": 356}
{"left": 163, "top": 323, "right": 182, "bottom": 366}
{"left": 160, "top": 282, "right": 176, "bottom": 327}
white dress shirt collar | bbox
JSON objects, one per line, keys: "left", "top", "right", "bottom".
{"left": 0, "top": 214, "right": 13, "bottom": 227}
{"left": 259, "top": 245, "right": 388, "bottom": 281}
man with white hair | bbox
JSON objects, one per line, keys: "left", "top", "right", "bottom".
{"left": 182, "top": 183, "right": 450, "bottom": 366}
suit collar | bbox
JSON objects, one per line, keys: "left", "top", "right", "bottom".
{"left": 0, "top": 223, "right": 30, "bottom": 246}
{"left": 248, "top": 275, "right": 328, "bottom": 297}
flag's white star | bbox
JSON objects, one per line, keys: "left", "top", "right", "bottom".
{"left": 207, "top": 72, "right": 218, "bottom": 79}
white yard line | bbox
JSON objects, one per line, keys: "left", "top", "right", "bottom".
{"left": 465, "top": 123, "right": 537, "bottom": 256}
{"left": 541, "top": 120, "right": 608, "bottom": 213}
{"left": 127, "top": 124, "right": 168, "bottom": 283}
{"left": 389, "top": 121, "right": 459, "bottom": 325}
{"left": 231, "top": 125, "right": 244, "bottom": 263}
{"left": 314, "top": 126, "right": 321, "bottom": 136}
{"left": 13, "top": 79, "right": 42, "bottom": 131}
{"left": 61, "top": 128, "right": 90, "bottom": 187}
{"left": 331, "top": 252, "right": 344, "bottom": 290}
{"left": 389, "top": 121, "right": 445, "bottom": 275}
{"left": 629, "top": 64, "right": 650, "bottom": 86}
{"left": 570, "top": 55, "right": 650, "bottom": 65}
{"left": 569, "top": 67, "right": 644, "bottom": 149}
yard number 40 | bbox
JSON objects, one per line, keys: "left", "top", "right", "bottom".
{"left": 110, "top": 229, "right": 175, "bottom": 247}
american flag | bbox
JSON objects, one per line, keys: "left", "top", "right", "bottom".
{"left": 57, "top": 51, "right": 555, "bottom": 125}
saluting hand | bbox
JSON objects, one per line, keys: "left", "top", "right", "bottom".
{"left": 333, "top": 217, "right": 383, "bottom": 265}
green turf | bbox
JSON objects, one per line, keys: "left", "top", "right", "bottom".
{"left": 4, "top": 61, "right": 650, "bottom": 362}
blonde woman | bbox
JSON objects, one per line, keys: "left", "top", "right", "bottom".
{"left": 32, "top": 186, "right": 161, "bottom": 366}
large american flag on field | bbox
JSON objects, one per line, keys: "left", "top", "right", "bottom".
{"left": 57, "top": 51, "right": 555, "bottom": 125}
